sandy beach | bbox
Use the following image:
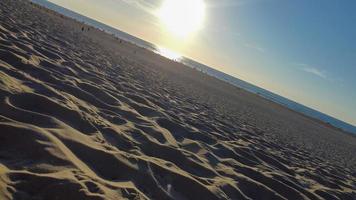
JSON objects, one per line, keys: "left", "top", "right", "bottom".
{"left": 0, "top": 0, "right": 355, "bottom": 199}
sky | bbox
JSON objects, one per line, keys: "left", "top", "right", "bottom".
{"left": 48, "top": 0, "right": 356, "bottom": 126}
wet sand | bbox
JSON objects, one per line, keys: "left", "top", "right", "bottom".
{"left": 0, "top": 0, "right": 355, "bottom": 199}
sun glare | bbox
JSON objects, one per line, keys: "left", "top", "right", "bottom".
{"left": 158, "top": 0, "right": 206, "bottom": 38}
{"left": 156, "top": 46, "right": 182, "bottom": 61}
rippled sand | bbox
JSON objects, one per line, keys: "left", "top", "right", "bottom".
{"left": 0, "top": 0, "right": 355, "bottom": 199}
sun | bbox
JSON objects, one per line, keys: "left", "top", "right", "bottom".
{"left": 158, "top": 0, "right": 206, "bottom": 38}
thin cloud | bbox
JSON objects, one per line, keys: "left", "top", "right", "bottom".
{"left": 302, "top": 67, "right": 327, "bottom": 79}
{"left": 295, "top": 63, "right": 330, "bottom": 80}
{"left": 117, "top": 0, "right": 162, "bottom": 27}
{"left": 206, "top": 0, "right": 267, "bottom": 8}
{"left": 244, "top": 43, "right": 265, "bottom": 53}
{"left": 207, "top": 0, "right": 247, "bottom": 7}
{"left": 295, "top": 63, "right": 344, "bottom": 85}
{"left": 119, "top": 0, "right": 159, "bottom": 15}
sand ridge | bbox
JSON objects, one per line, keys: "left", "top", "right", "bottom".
{"left": 0, "top": 0, "right": 355, "bottom": 199}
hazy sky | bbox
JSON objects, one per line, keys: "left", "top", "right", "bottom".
{"left": 48, "top": 0, "right": 356, "bottom": 125}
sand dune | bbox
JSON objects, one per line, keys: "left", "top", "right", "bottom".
{"left": 0, "top": 0, "right": 355, "bottom": 199}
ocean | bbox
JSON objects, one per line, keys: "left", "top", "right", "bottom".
{"left": 31, "top": 0, "right": 356, "bottom": 135}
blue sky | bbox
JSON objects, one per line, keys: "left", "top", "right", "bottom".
{"left": 48, "top": 0, "right": 356, "bottom": 125}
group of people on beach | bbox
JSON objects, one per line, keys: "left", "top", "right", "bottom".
{"left": 81, "top": 26, "right": 90, "bottom": 32}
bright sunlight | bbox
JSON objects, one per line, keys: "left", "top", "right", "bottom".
{"left": 156, "top": 46, "right": 182, "bottom": 61}
{"left": 158, "top": 0, "right": 206, "bottom": 38}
